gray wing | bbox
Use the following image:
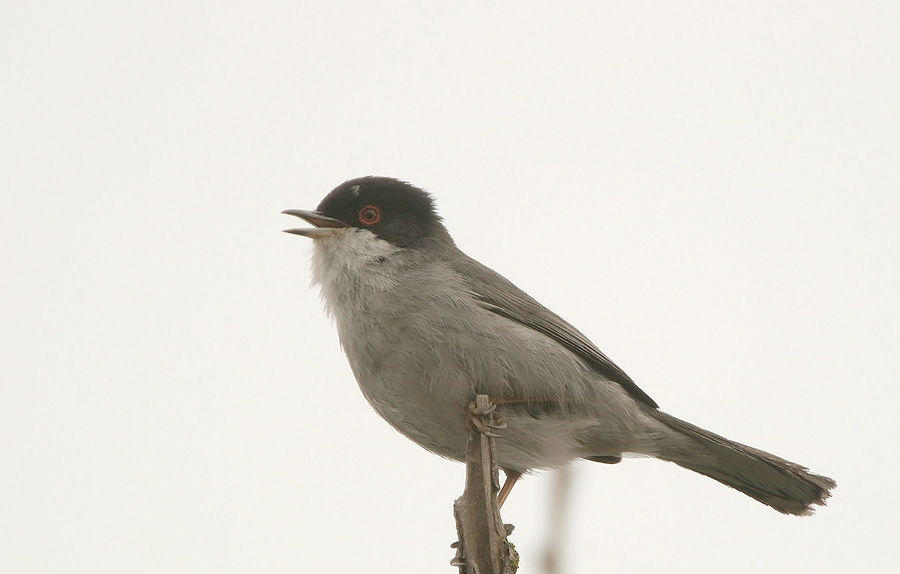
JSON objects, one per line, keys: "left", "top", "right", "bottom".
{"left": 451, "top": 254, "right": 659, "bottom": 409}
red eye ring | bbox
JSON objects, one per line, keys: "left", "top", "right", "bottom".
{"left": 358, "top": 205, "right": 381, "bottom": 226}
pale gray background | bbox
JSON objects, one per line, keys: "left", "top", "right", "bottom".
{"left": 2, "top": 2, "right": 898, "bottom": 573}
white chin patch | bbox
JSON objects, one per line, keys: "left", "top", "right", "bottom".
{"left": 309, "top": 228, "right": 400, "bottom": 316}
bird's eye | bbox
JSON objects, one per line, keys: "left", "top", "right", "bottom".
{"left": 358, "top": 205, "right": 381, "bottom": 226}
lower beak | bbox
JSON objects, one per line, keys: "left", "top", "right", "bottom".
{"left": 281, "top": 209, "right": 348, "bottom": 238}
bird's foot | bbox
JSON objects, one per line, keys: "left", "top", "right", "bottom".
{"left": 466, "top": 398, "right": 507, "bottom": 438}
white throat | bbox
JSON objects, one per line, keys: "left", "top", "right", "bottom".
{"left": 309, "top": 228, "right": 401, "bottom": 319}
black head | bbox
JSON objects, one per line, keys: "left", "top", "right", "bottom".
{"left": 315, "top": 176, "right": 445, "bottom": 247}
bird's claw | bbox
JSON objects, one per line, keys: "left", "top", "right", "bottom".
{"left": 487, "top": 417, "right": 507, "bottom": 430}
{"left": 467, "top": 400, "right": 506, "bottom": 438}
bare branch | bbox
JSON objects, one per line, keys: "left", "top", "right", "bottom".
{"left": 452, "top": 395, "right": 518, "bottom": 574}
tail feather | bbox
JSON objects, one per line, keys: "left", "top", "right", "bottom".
{"left": 651, "top": 410, "right": 836, "bottom": 516}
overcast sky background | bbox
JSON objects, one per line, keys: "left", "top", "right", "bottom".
{"left": 2, "top": 2, "right": 898, "bottom": 573}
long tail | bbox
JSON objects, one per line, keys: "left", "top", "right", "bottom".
{"left": 651, "top": 410, "right": 836, "bottom": 515}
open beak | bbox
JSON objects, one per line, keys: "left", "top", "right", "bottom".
{"left": 281, "top": 209, "right": 348, "bottom": 238}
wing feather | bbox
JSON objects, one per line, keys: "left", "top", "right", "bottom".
{"left": 451, "top": 254, "right": 659, "bottom": 409}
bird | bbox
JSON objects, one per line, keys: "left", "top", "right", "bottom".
{"left": 283, "top": 175, "right": 835, "bottom": 515}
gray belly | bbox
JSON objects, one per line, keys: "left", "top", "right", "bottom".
{"left": 333, "top": 302, "right": 660, "bottom": 471}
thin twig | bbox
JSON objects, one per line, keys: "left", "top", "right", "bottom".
{"left": 541, "top": 464, "right": 572, "bottom": 574}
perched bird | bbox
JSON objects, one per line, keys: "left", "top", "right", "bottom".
{"left": 283, "top": 176, "right": 835, "bottom": 515}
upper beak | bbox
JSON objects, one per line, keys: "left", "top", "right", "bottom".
{"left": 281, "top": 209, "right": 348, "bottom": 238}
